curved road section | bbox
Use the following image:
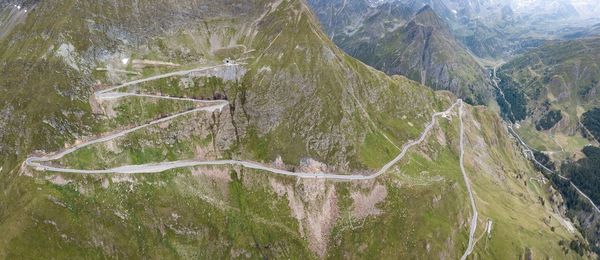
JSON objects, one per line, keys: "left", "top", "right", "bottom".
{"left": 25, "top": 62, "right": 462, "bottom": 180}
{"left": 492, "top": 65, "right": 600, "bottom": 214}
{"left": 458, "top": 100, "right": 479, "bottom": 260}
{"left": 25, "top": 63, "right": 480, "bottom": 257}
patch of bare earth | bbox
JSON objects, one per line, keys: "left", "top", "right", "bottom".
{"left": 45, "top": 175, "right": 72, "bottom": 186}
{"left": 191, "top": 167, "right": 231, "bottom": 185}
{"left": 110, "top": 174, "right": 136, "bottom": 191}
{"left": 350, "top": 182, "right": 387, "bottom": 220}
{"left": 298, "top": 158, "right": 333, "bottom": 173}
{"left": 269, "top": 177, "right": 339, "bottom": 258}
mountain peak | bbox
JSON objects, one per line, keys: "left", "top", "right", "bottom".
{"left": 416, "top": 4, "right": 434, "bottom": 15}
{"left": 412, "top": 4, "right": 449, "bottom": 32}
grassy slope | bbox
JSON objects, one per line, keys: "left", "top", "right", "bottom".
{"left": 500, "top": 38, "right": 600, "bottom": 156}
{"left": 0, "top": 0, "right": 439, "bottom": 256}
{"left": 308, "top": 2, "right": 492, "bottom": 104}
{"left": 3, "top": 101, "right": 589, "bottom": 258}
{"left": 329, "top": 113, "right": 470, "bottom": 259}
{"left": 0, "top": 0, "right": 592, "bottom": 258}
{"left": 464, "top": 106, "right": 588, "bottom": 258}
{"left": 236, "top": 0, "right": 442, "bottom": 170}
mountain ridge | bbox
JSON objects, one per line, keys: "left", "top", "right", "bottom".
{"left": 307, "top": 0, "right": 493, "bottom": 104}
{"left": 0, "top": 0, "right": 593, "bottom": 258}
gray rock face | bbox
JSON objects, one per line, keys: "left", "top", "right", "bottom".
{"left": 307, "top": 1, "right": 493, "bottom": 104}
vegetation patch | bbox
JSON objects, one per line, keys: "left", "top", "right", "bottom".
{"left": 582, "top": 108, "right": 600, "bottom": 142}
{"left": 496, "top": 73, "right": 527, "bottom": 122}
{"left": 533, "top": 150, "right": 556, "bottom": 171}
{"left": 536, "top": 110, "right": 562, "bottom": 131}
{"left": 358, "top": 132, "right": 398, "bottom": 169}
{"left": 561, "top": 146, "right": 600, "bottom": 206}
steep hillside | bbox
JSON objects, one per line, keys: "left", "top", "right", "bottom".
{"left": 498, "top": 37, "right": 600, "bottom": 159}
{"left": 0, "top": 0, "right": 592, "bottom": 258}
{"left": 498, "top": 37, "right": 600, "bottom": 254}
{"left": 0, "top": 0, "right": 443, "bottom": 174}
{"left": 372, "top": 6, "right": 492, "bottom": 104}
{"left": 308, "top": 1, "right": 493, "bottom": 104}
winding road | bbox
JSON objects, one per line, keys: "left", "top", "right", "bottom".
{"left": 459, "top": 100, "right": 479, "bottom": 260}
{"left": 26, "top": 62, "right": 462, "bottom": 181}
{"left": 25, "top": 62, "right": 481, "bottom": 258}
{"left": 492, "top": 65, "right": 600, "bottom": 214}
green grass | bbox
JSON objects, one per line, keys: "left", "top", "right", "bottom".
{"left": 358, "top": 132, "right": 398, "bottom": 168}
{"left": 499, "top": 37, "right": 600, "bottom": 157}
{"left": 0, "top": 1, "right": 593, "bottom": 258}
{"left": 516, "top": 121, "right": 590, "bottom": 162}
{"left": 2, "top": 167, "right": 314, "bottom": 258}
{"left": 103, "top": 96, "right": 197, "bottom": 130}
{"left": 56, "top": 101, "right": 217, "bottom": 170}
{"left": 329, "top": 110, "right": 468, "bottom": 259}
{"left": 466, "top": 107, "right": 588, "bottom": 259}
{"left": 516, "top": 123, "right": 562, "bottom": 152}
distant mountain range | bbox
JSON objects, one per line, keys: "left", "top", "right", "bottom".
{"left": 308, "top": 1, "right": 493, "bottom": 104}
{"left": 308, "top": 0, "right": 600, "bottom": 103}
{"left": 0, "top": 0, "right": 598, "bottom": 258}
{"left": 498, "top": 36, "right": 600, "bottom": 253}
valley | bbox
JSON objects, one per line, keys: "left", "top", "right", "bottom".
{"left": 1, "top": 0, "right": 600, "bottom": 258}
{"left": 493, "top": 64, "right": 600, "bottom": 215}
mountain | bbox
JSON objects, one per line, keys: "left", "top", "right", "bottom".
{"left": 564, "top": 23, "right": 600, "bottom": 39}
{"left": 419, "top": 0, "right": 599, "bottom": 56}
{"left": 512, "top": 0, "right": 579, "bottom": 19}
{"left": 308, "top": 1, "right": 493, "bottom": 104}
{"left": 498, "top": 37, "right": 600, "bottom": 150}
{"left": 498, "top": 36, "right": 600, "bottom": 254}
{"left": 0, "top": 0, "right": 593, "bottom": 258}
{"left": 310, "top": 0, "right": 600, "bottom": 61}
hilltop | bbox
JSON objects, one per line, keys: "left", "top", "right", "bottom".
{"left": 0, "top": 0, "right": 593, "bottom": 258}
{"left": 308, "top": 1, "right": 493, "bottom": 104}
